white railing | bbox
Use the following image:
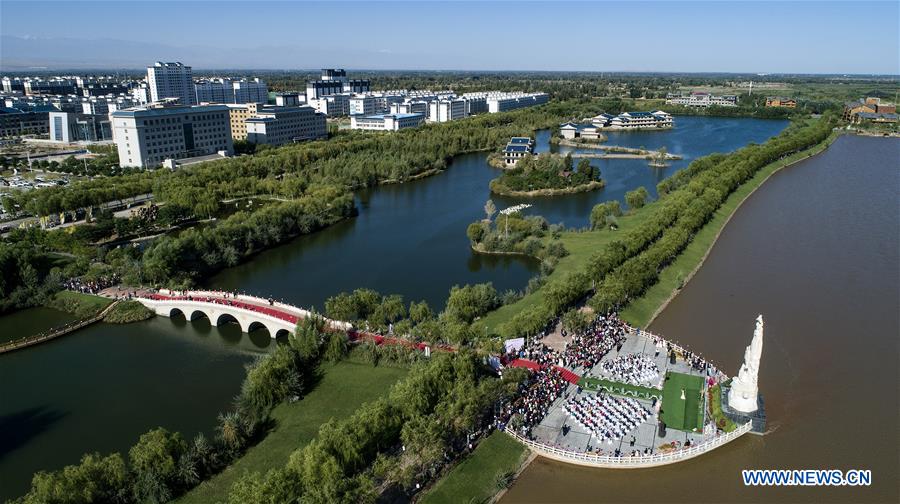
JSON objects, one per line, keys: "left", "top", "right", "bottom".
{"left": 504, "top": 421, "right": 752, "bottom": 468}
{"left": 154, "top": 289, "right": 352, "bottom": 330}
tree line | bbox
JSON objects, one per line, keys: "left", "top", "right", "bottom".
{"left": 495, "top": 115, "right": 837, "bottom": 338}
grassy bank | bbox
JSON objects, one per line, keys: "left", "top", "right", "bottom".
{"left": 476, "top": 204, "right": 657, "bottom": 334}
{"left": 420, "top": 430, "right": 528, "bottom": 504}
{"left": 102, "top": 300, "right": 154, "bottom": 324}
{"left": 620, "top": 129, "right": 842, "bottom": 328}
{"left": 178, "top": 361, "right": 408, "bottom": 504}
{"left": 45, "top": 290, "right": 113, "bottom": 318}
{"left": 476, "top": 125, "right": 840, "bottom": 336}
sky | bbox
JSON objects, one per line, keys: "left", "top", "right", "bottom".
{"left": 1, "top": 0, "right": 898, "bottom": 74}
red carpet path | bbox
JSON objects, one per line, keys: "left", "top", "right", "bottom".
{"left": 507, "top": 359, "right": 582, "bottom": 384}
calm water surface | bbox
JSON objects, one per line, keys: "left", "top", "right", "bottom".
{"left": 502, "top": 135, "right": 900, "bottom": 503}
{"left": 0, "top": 116, "right": 789, "bottom": 500}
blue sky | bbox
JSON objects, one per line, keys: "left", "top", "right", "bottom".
{"left": 1, "top": 1, "right": 898, "bottom": 73}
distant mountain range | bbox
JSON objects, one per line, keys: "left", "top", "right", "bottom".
{"left": 0, "top": 35, "right": 394, "bottom": 71}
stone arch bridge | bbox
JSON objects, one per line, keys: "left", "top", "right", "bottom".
{"left": 135, "top": 289, "right": 351, "bottom": 338}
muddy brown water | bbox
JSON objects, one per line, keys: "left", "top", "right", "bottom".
{"left": 502, "top": 135, "right": 900, "bottom": 503}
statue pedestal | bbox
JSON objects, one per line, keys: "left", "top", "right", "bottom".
{"left": 721, "top": 383, "right": 767, "bottom": 435}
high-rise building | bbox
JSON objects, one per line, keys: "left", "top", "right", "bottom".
{"left": 110, "top": 102, "right": 232, "bottom": 168}
{"left": 147, "top": 62, "right": 196, "bottom": 105}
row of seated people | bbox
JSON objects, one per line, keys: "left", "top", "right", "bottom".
{"left": 498, "top": 367, "right": 570, "bottom": 437}
{"left": 564, "top": 393, "right": 650, "bottom": 444}
{"left": 599, "top": 353, "right": 660, "bottom": 386}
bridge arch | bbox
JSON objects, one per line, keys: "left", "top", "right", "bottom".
{"left": 216, "top": 313, "right": 241, "bottom": 329}
{"left": 189, "top": 310, "right": 211, "bottom": 323}
{"left": 169, "top": 307, "right": 185, "bottom": 319}
{"left": 247, "top": 321, "right": 271, "bottom": 335}
{"left": 274, "top": 328, "right": 293, "bottom": 339}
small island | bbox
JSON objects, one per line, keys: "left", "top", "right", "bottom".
{"left": 489, "top": 152, "right": 604, "bottom": 197}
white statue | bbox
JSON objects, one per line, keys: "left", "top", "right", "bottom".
{"left": 728, "top": 315, "right": 764, "bottom": 413}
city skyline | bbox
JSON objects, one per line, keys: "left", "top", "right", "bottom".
{"left": 2, "top": 0, "right": 899, "bottom": 74}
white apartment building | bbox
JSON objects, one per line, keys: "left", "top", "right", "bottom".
{"left": 486, "top": 92, "right": 549, "bottom": 113}
{"left": 390, "top": 100, "right": 428, "bottom": 116}
{"left": 350, "top": 113, "right": 424, "bottom": 131}
{"left": 110, "top": 102, "right": 232, "bottom": 168}
{"left": 275, "top": 93, "right": 303, "bottom": 107}
{"left": 349, "top": 95, "right": 378, "bottom": 116}
{"left": 308, "top": 94, "right": 350, "bottom": 116}
{"left": 196, "top": 78, "right": 268, "bottom": 104}
{"left": 245, "top": 105, "right": 327, "bottom": 146}
{"left": 147, "top": 62, "right": 196, "bottom": 106}
{"left": 665, "top": 92, "right": 737, "bottom": 107}
{"left": 428, "top": 98, "right": 467, "bottom": 122}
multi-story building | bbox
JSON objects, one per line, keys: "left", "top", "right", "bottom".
{"left": 110, "top": 102, "right": 232, "bottom": 168}
{"left": 195, "top": 78, "right": 268, "bottom": 104}
{"left": 464, "top": 95, "right": 488, "bottom": 115}
{"left": 390, "top": 100, "right": 428, "bottom": 116}
{"left": 502, "top": 137, "right": 535, "bottom": 166}
{"left": 226, "top": 103, "right": 261, "bottom": 141}
{"left": 592, "top": 110, "right": 673, "bottom": 130}
{"left": 665, "top": 92, "right": 737, "bottom": 107}
{"left": 245, "top": 105, "right": 327, "bottom": 145}
{"left": 308, "top": 94, "right": 350, "bottom": 117}
{"left": 147, "top": 62, "right": 196, "bottom": 105}
{"left": 2, "top": 77, "right": 26, "bottom": 93}
{"left": 0, "top": 106, "right": 51, "bottom": 137}
{"left": 459, "top": 92, "right": 549, "bottom": 113}
{"left": 24, "top": 79, "right": 77, "bottom": 96}
{"left": 428, "top": 98, "right": 467, "bottom": 122}
{"left": 765, "top": 97, "right": 797, "bottom": 108}
{"left": 349, "top": 95, "right": 378, "bottom": 116}
{"left": 306, "top": 69, "right": 370, "bottom": 100}
{"left": 843, "top": 97, "right": 897, "bottom": 122}
{"left": 350, "top": 113, "right": 424, "bottom": 131}
{"left": 275, "top": 93, "right": 303, "bottom": 107}
{"left": 132, "top": 84, "right": 151, "bottom": 104}
{"left": 49, "top": 111, "right": 112, "bottom": 143}
{"left": 81, "top": 83, "right": 129, "bottom": 97}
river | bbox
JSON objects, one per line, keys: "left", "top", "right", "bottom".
{"left": 501, "top": 135, "right": 900, "bottom": 503}
{"left": 0, "top": 116, "right": 788, "bottom": 500}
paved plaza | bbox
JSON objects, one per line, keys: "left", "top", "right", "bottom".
{"left": 530, "top": 330, "right": 716, "bottom": 457}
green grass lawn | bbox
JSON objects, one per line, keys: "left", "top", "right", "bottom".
{"left": 661, "top": 372, "right": 705, "bottom": 432}
{"left": 178, "top": 361, "right": 408, "bottom": 504}
{"left": 475, "top": 206, "right": 658, "bottom": 334}
{"left": 620, "top": 129, "right": 841, "bottom": 328}
{"left": 421, "top": 430, "right": 528, "bottom": 504}
{"left": 45, "top": 290, "right": 113, "bottom": 318}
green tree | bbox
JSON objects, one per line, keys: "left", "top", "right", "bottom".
{"left": 625, "top": 186, "right": 649, "bottom": 210}
{"left": 128, "top": 428, "right": 187, "bottom": 503}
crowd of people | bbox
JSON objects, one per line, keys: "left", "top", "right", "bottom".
{"left": 498, "top": 367, "right": 570, "bottom": 437}
{"left": 564, "top": 393, "right": 650, "bottom": 444}
{"left": 63, "top": 274, "right": 119, "bottom": 295}
{"left": 558, "top": 313, "right": 628, "bottom": 372}
{"left": 599, "top": 354, "right": 660, "bottom": 386}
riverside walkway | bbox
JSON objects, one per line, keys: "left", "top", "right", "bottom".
{"left": 0, "top": 301, "right": 119, "bottom": 354}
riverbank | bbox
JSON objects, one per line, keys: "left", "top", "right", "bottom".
{"left": 620, "top": 128, "right": 843, "bottom": 328}
{"left": 177, "top": 361, "right": 408, "bottom": 504}
{"left": 489, "top": 179, "right": 605, "bottom": 197}
{"left": 475, "top": 118, "right": 835, "bottom": 336}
